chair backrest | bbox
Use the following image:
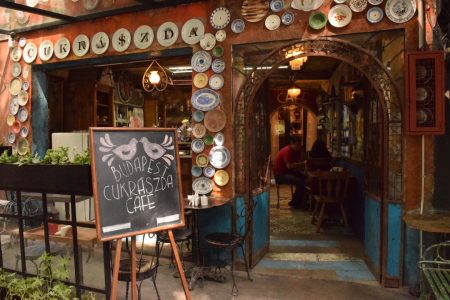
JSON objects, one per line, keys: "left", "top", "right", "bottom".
{"left": 237, "top": 200, "right": 258, "bottom": 241}
{"left": 306, "top": 158, "right": 332, "bottom": 172}
{"left": 317, "top": 170, "right": 350, "bottom": 203}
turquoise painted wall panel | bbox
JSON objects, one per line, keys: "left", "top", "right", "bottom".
{"left": 252, "top": 191, "right": 269, "bottom": 255}
{"left": 387, "top": 203, "right": 401, "bottom": 277}
{"left": 364, "top": 196, "right": 380, "bottom": 270}
{"left": 31, "top": 71, "right": 49, "bottom": 157}
{"left": 403, "top": 227, "right": 419, "bottom": 287}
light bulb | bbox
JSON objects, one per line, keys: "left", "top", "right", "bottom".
{"left": 149, "top": 71, "right": 160, "bottom": 84}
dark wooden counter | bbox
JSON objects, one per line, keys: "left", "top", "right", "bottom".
{"left": 403, "top": 209, "right": 450, "bottom": 234}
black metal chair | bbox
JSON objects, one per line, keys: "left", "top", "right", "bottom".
{"left": 204, "top": 199, "right": 257, "bottom": 296}
{"left": 156, "top": 227, "right": 192, "bottom": 273}
{"left": 117, "top": 234, "right": 160, "bottom": 300}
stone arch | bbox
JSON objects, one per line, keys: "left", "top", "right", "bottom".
{"left": 234, "top": 37, "right": 402, "bottom": 202}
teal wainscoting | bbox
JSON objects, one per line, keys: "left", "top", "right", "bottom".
{"left": 364, "top": 195, "right": 381, "bottom": 274}
{"left": 386, "top": 203, "right": 402, "bottom": 278}
{"left": 251, "top": 191, "right": 269, "bottom": 263}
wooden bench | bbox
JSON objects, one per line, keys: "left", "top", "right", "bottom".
{"left": 419, "top": 241, "right": 450, "bottom": 300}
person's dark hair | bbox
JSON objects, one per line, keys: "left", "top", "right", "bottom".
{"left": 289, "top": 136, "right": 302, "bottom": 145}
{"left": 310, "top": 139, "right": 331, "bottom": 159}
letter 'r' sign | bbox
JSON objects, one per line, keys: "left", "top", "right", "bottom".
{"left": 90, "top": 128, "right": 185, "bottom": 241}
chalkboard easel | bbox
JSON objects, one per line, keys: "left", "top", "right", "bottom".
{"left": 89, "top": 128, "right": 191, "bottom": 299}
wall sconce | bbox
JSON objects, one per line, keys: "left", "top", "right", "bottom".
{"left": 142, "top": 60, "right": 173, "bottom": 92}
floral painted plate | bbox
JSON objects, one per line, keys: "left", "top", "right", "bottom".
{"left": 192, "top": 177, "right": 213, "bottom": 194}
{"left": 209, "top": 146, "right": 231, "bottom": 169}
{"left": 212, "top": 58, "right": 226, "bottom": 73}
{"left": 191, "top": 50, "right": 212, "bottom": 73}
{"left": 191, "top": 88, "right": 221, "bottom": 111}
{"left": 196, "top": 153, "right": 209, "bottom": 167}
{"left": 191, "top": 138, "right": 205, "bottom": 153}
{"left": 192, "top": 123, "right": 207, "bottom": 138}
{"left": 203, "top": 166, "right": 215, "bottom": 178}
{"left": 214, "top": 132, "right": 225, "bottom": 146}
{"left": 328, "top": 4, "right": 352, "bottom": 28}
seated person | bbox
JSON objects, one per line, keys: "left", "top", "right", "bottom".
{"left": 273, "top": 136, "right": 307, "bottom": 209}
{"left": 307, "top": 139, "right": 332, "bottom": 171}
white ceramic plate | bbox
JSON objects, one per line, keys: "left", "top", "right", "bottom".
{"left": 209, "top": 74, "right": 224, "bottom": 90}
{"left": 11, "top": 62, "right": 21, "bottom": 77}
{"left": 191, "top": 88, "right": 221, "bottom": 111}
{"left": 23, "top": 42, "right": 37, "bottom": 63}
{"left": 91, "top": 32, "right": 109, "bottom": 55}
{"left": 200, "top": 33, "right": 216, "bottom": 51}
{"left": 192, "top": 177, "right": 213, "bottom": 194}
{"left": 367, "top": 7, "right": 384, "bottom": 23}
{"left": 181, "top": 18, "right": 204, "bottom": 45}
{"left": 10, "top": 47, "right": 22, "bottom": 62}
{"left": 16, "top": 11, "right": 29, "bottom": 25}
{"left": 72, "top": 34, "right": 90, "bottom": 57}
{"left": 18, "top": 107, "right": 28, "bottom": 122}
{"left": 83, "top": 0, "right": 99, "bottom": 10}
{"left": 212, "top": 58, "right": 225, "bottom": 73}
{"left": 18, "top": 90, "right": 28, "bottom": 106}
{"left": 8, "top": 132, "right": 16, "bottom": 144}
{"left": 26, "top": 0, "right": 39, "bottom": 7}
{"left": 210, "top": 7, "right": 231, "bottom": 29}
{"left": 22, "top": 81, "right": 29, "bottom": 91}
{"left": 265, "top": 14, "right": 281, "bottom": 30}
{"left": 193, "top": 73, "right": 208, "bottom": 89}
{"left": 368, "top": 0, "right": 383, "bottom": 5}
{"left": 191, "top": 138, "right": 205, "bottom": 153}
{"left": 192, "top": 123, "right": 207, "bottom": 138}
{"left": 9, "top": 100, "right": 19, "bottom": 115}
{"left": 18, "top": 37, "right": 27, "bottom": 48}
{"left": 133, "top": 25, "right": 154, "bottom": 49}
{"left": 54, "top": 37, "right": 71, "bottom": 59}
{"left": 39, "top": 40, "right": 53, "bottom": 61}
{"left": 231, "top": 19, "right": 245, "bottom": 33}
{"left": 215, "top": 29, "right": 226, "bottom": 42}
{"left": 270, "top": 0, "right": 285, "bottom": 12}
{"left": 214, "top": 132, "right": 225, "bottom": 146}
{"left": 112, "top": 28, "right": 131, "bottom": 52}
{"left": 203, "top": 166, "right": 215, "bottom": 178}
{"left": 209, "top": 146, "right": 231, "bottom": 169}
{"left": 328, "top": 4, "right": 352, "bottom": 28}
{"left": 349, "top": 0, "right": 368, "bottom": 13}
{"left": 191, "top": 50, "right": 212, "bottom": 73}
{"left": 9, "top": 78, "right": 22, "bottom": 96}
{"left": 291, "top": 0, "right": 324, "bottom": 11}
{"left": 282, "top": 11, "right": 295, "bottom": 25}
{"left": 20, "top": 126, "right": 28, "bottom": 138}
{"left": 385, "top": 0, "right": 416, "bottom": 24}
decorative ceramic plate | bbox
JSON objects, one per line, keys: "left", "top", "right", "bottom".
{"left": 203, "top": 134, "right": 214, "bottom": 146}
{"left": 193, "top": 73, "right": 208, "bottom": 88}
{"left": 73, "top": 35, "right": 89, "bottom": 57}
{"left": 191, "top": 165, "right": 203, "bottom": 177}
{"left": 8, "top": 132, "right": 16, "bottom": 144}
{"left": 214, "top": 170, "right": 229, "bottom": 186}
{"left": 83, "top": 0, "right": 99, "bottom": 10}
{"left": 191, "top": 50, "right": 212, "bottom": 73}
{"left": 22, "top": 67, "right": 29, "bottom": 79}
{"left": 112, "top": 28, "right": 131, "bottom": 52}
{"left": 196, "top": 153, "right": 209, "bottom": 167}
{"left": 16, "top": 11, "right": 29, "bottom": 25}
{"left": 270, "top": 0, "right": 285, "bottom": 12}
{"left": 212, "top": 58, "right": 225, "bottom": 73}
{"left": 192, "top": 123, "right": 207, "bottom": 138}
{"left": 10, "top": 47, "right": 22, "bottom": 62}
{"left": 12, "top": 120, "right": 20, "bottom": 134}
{"left": 215, "top": 29, "right": 226, "bottom": 42}
{"left": 416, "top": 64, "right": 432, "bottom": 84}
{"left": 367, "top": 7, "right": 384, "bottom": 23}
{"left": 11, "top": 62, "right": 21, "bottom": 77}
{"left": 209, "top": 74, "right": 224, "bottom": 90}
{"left": 192, "top": 110, "right": 205, "bottom": 122}
{"left": 18, "top": 90, "right": 28, "bottom": 106}
{"left": 192, "top": 177, "right": 213, "bottom": 194}
{"left": 18, "top": 37, "right": 27, "bottom": 48}
{"left": 22, "top": 80, "right": 29, "bottom": 90}
{"left": 281, "top": 11, "right": 295, "bottom": 25}
{"left": 156, "top": 21, "right": 179, "bottom": 47}
{"left": 416, "top": 107, "right": 433, "bottom": 124}
{"left": 26, "top": 0, "right": 39, "bottom": 7}
{"left": 265, "top": 14, "right": 281, "bottom": 30}
{"left": 54, "top": 37, "right": 70, "bottom": 59}
{"left": 209, "top": 146, "right": 231, "bottom": 169}
{"left": 241, "top": 0, "right": 269, "bottom": 23}
{"left": 368, "top": 0, "right": 384, "bottom": 5}
{"left": 191, "top": 138, "right": 205, "bottom": 153}
{"left": 203, "top": 166, "right": 215, "bottom": 178}
{"left": 210, "top": 7, "right": 231, "bottom": 29}
{"left": 212, "top": 45, "right": 224, "bottom": 58}
{"left": 9, "top": 77, "right": 22, "bottom": 96}
{"left": 385, "top": 0, "right": 416, "bottom": 24}
{"left": 91, "top": 32, "right": 109, "bottom": 54}
{"left": 214, "top": 132, "right": 225, "bottom": 146}
{"left": 7, "top": 114, "right": 15, "bottom": 126}
{"left": 334, "top": 0, "right": 347, "bottom": 3}
{"left": 9, "top": 99, "right": 19, "bottom": 115}
{"left": 349, "top": 0, "right": 368, "bottom": 13}
{"left": 416, "top": 86, "right": 432, "bottom": 103}
{"left": 18, "top": 107, "right": 28, "bottom": 122}
{"left": 328, "top": 4, "right": 352, "bottom": 28}
{"left": 191, "top": 88, "right": 221, "bottom": 111}
{"left": 231, "top": 19, "right": 245, "bottom": 33}
{"left": 38, "top": 40, "right": 53, "bottom": 61}
{"left": 291, "top": 0, "right": 324, "bottom": 11}
{"left": 133, "top": 25, "right": 154, "bottom": 49}
{"left": 200, "top": 33, "right": 216, "bottom": 51}
{"left": 309, "top": 11, "right": 327, "bottom": 30}
{"left": 181, "top": 18, "right": 205, "bottom": 45}
{"left": 204, "top": 109, "right": 226, "bottom": 132}
{"left": 20, "top": 126, "right": 28, "bottom": 138}
{"left": 17, "top": 137, "right": 29, "bottom": 155}
{"left": 23, "top": 42, "right": 37, "bottom": 63}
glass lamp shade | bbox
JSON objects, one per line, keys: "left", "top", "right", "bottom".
{"left": 287, "top": 87, "right": 301, "bottom": 98}
{"left": 149, "top": 71, "right": 161, "bottom": 84}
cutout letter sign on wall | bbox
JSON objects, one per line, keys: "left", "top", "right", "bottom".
{"left": 90, "top": 128, "right": 185, "bottom": 241}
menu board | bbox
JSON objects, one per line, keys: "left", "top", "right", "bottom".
{"left": 90, "top": 128, "right": 184, "bottom": 241}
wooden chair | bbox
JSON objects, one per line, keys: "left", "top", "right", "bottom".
{"left": 311, "top": 170, "right": 350, "bottom": 233}
{"left": 204, "top": 199, "right": 257, "bottom": 296}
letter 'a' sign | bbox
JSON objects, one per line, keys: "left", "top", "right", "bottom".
{"left": 90, "top": 128, "right": 185, "bottom": 241}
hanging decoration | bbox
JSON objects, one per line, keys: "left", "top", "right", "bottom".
{"left": 142, "top": 60, "right": 173, "bottom": 92}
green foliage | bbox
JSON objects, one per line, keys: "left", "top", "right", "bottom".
{"left": 42, "top": 147, "right": 71, "bottom": 165}
{"left": 73, "top": 149, "right": 91, "bottom": 165}
{"left": 0, "top": 147, "right": 90, "bottom": 166}
{"left": 0, "top": 252, "right": 90, "bottom": 300}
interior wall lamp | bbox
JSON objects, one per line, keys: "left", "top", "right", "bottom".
{"left": 142, "top": 60, "right": 173, "bottom": 92}
{"left": 285, "top": 48, "right": 308, "bottom": 71}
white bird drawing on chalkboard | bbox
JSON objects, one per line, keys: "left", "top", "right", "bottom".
{"left": 140, "top": 135, "right": 175, "bottom": 166}
{"left": 99, "top": 134, "right": 139, "bottom": 166}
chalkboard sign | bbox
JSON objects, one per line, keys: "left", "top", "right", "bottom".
{"left": 90, "top": 128, "right": 185, "bottom": 241}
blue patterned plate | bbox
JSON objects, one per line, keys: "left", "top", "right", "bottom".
{"left": 191, "top": 88, "right": 221, "bottom": 111}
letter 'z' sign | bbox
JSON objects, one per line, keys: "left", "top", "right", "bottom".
{"left": 90, "top": 128, "right": 185, "bottom": 241}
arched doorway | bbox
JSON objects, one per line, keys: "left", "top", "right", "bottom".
{"left": 233, "top": 37, "right": 403, "bottom": 284}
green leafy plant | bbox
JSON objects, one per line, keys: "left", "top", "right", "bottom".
{"left": 42, "top": 147, "right": 71, "bottom": 165}
{"left": 0, "top": 147, "right": 90, "bottom": 166}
